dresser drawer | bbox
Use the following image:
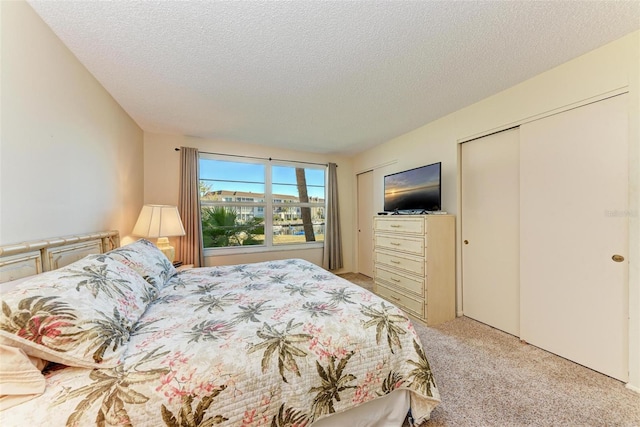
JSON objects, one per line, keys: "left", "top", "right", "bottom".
{"left": 375, "top": 234, "right": 425, "bottom": 256}
{"left": 375, "top": 250, "right": 425, "bottom": 276}
{"left": 374, "top": 217, "right": 424, "bottom": 234}
{"left": 376, "top": 283, "right": 424, "bottom": 317}
{"left": 375, "top": 266, "right": 424, "bottom": 296}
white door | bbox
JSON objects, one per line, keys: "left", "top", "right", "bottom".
{"left": 357, "top": 170, "right": 374, "bottom": 277}
{"left": 461, "top": 128, "right": 520, "bottom": 336}
{"left": 520, "top": 94, "right": 628, "bottom": 381}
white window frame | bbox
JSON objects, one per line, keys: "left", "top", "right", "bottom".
{"left": 199, "top": 154, "right": 327, "bottom": 255}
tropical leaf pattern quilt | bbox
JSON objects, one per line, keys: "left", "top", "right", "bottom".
{"left": 1, "top": 259, "right": 440, "bottom": 426}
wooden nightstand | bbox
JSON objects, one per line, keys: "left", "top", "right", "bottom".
{"left": 176, "top": 264, "right": 194, "bottom": 272}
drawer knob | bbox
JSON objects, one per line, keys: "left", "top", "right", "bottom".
{"left": 391, "top": 277, "right": 401, "bottom": 283}
{"left": 390, "top": 224, "right": 401, "bottom": 228}
{"left": 390, "top": 260, "right": 401, "bottom": 264}
{"left": 390, "top": 242, "right": 401, "bottom": 246}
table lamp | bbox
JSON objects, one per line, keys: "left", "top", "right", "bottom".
{"left": 132, "top": 205, "right": 186, "bottom": 263}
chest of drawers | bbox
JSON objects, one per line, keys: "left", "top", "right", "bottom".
{"left": 373, "top": 215, "right": 455, "bottom": 325}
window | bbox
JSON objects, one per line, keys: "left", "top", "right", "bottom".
{"left": 199, "top": 156, "right": 326, "bottom": 251}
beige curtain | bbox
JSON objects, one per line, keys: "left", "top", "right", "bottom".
{"left": 322, "top": 162, "right": 343, "bottom": 270}
{"left": 178, "top": 146, "right": 204, "bottom": 267}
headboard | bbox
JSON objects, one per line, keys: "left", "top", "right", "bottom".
{"left": 0, "top": 230, "right": 120, "bottom": 284}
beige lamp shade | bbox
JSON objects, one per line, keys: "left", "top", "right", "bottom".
{"left": 132, "top": 205, "right": 186, "bottom": 262}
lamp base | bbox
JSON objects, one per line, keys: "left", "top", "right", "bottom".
{"left": 156, "top": 237, "right": 175, "bottom": 263}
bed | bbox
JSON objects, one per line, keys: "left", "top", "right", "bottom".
{"left": 0, "top": 231, "right": 440, "bottom": 426}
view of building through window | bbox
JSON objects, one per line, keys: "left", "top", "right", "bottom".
{"left": 199, "top": 157, "right": 326, "bottom": 248}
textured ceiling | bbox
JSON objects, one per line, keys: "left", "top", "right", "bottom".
{"left": 29, "top": 0, "right": 640, "bottom": 155}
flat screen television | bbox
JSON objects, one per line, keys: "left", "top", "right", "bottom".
{"left": 384, "top": 162, "right": 441, "bottom": 212}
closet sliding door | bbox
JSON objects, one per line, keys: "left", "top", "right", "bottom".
{"left": 461, "top": 128, "right": 520, "bottom": 336}
{"left": 520, "top": 94, "right": 629, "bottom": 381}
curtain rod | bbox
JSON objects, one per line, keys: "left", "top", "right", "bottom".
{"left": 174, "top": 147, "right": 333, "bottom": 167}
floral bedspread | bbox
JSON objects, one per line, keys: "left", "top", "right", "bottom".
{"left": 1, "top": 259, "right": 440, "bottom": 426}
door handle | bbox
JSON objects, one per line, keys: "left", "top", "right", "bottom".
{"left": 612, "top": 254, "right": 624, "bottom": 262}
{"left": 464, "top": 240, "right": 469, "bottom": 245}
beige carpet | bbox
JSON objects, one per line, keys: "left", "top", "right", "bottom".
{"left": 339, "top": 273, "right": 640, "bottom": 426}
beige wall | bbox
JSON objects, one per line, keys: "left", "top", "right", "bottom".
{"left": 0, "top": 1, "right": 144, "bottom": 245}
{"left": 143, "top": 132, "right": 354, "bottom": 273}
{"left": 353, "top": 31, "right": 640, "bottom": 390}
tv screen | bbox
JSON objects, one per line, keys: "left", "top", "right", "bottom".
{"left": 384, "top": 162, "right": 441, "bottom": 212}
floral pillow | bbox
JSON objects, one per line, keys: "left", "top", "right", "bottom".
{"left": 0, "top": 255, "right": 157, "bottom": 369}
{"left": 106, "top": 239, "right": 176, "bottom": 289}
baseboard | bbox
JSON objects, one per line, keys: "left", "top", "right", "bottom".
{"left": 456, "top": 310, "right": 464, "bottom": 317}
{"left": 625, "top": 383, "right": 640, "bottom": 394}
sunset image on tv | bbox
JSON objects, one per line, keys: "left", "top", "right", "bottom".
{"left": 384, "top": 163, "right": 441, "bottom": 212}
